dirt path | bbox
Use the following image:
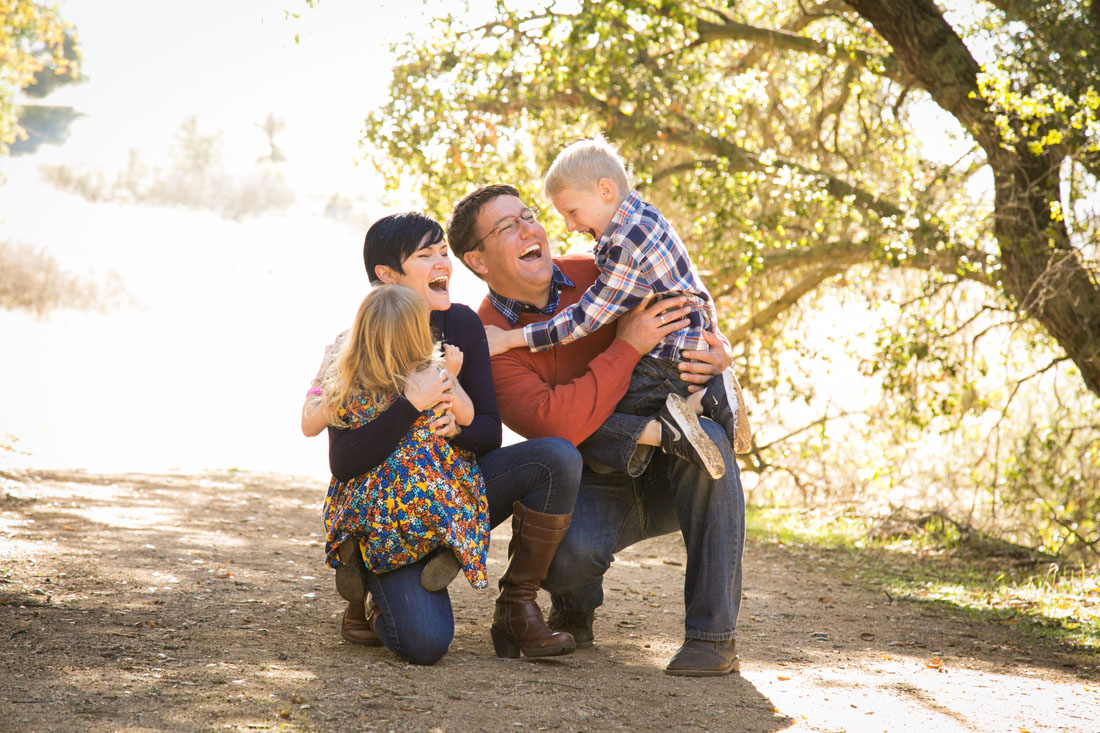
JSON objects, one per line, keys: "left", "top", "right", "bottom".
{"left": 1, "top": 469, "right": 1096, "bottom": 732}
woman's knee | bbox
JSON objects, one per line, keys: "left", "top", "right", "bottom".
{"left": 390, "top": 623, "right": 453, "bottom": 665}
{"left": 537, "top": 437, "right": 582, "bottom": 476}
{"left": 524, "top": 437, "right": 582, "bottom": 512}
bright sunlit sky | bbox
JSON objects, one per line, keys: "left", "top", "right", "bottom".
{"left": 44, "top": 0, "right": 439, "bottom": 194}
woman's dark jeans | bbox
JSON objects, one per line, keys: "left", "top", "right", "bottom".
{"left": 363, "top": 437, "right": 581, "bottom": 664}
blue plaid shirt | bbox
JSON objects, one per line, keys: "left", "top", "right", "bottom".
{"left": 522, "top": 190, "right": 717, "bottom": 361}
{"left": 487, "top": 264, "right": 576, "bottom": 325}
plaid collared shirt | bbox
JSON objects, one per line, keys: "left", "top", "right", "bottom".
{"left": 487, "top": 264, "right": 576, "bottom": 325}
{"left": 522, "top": 190, "right": 717, "bottom": 362}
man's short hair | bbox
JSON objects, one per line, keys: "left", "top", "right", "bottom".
{"left": 363, "top": 212, "right": 445, "bottom": 285}
{"left": 543, "top": 133, "right": 631, "bottom": 198}
{"left": 447, "top": 184, "right": 521, "bottom": 271}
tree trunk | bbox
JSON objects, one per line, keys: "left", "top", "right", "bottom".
{"left": 845, "top": 0, "right": 1100, "bottom": 396}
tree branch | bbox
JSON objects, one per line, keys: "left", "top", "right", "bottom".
{"left": 695, "top": 17, "right": 917, "bottom": 87}
{"left": 724, "top": 264, "right": 847, "bottom": 343}
{"left": 752, "top": 239, "right": 993, "bottom": 287}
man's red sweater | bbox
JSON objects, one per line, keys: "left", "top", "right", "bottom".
{"left": 476, "top": 254, "right": 642, "bottom": 446}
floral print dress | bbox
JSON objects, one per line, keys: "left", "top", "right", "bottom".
{"left": 322, "top": 390, "right": 489, "bottom": 589}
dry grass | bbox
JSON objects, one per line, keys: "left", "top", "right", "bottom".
{"left": 0, "top": 239, "right": 130, "bottom": 316}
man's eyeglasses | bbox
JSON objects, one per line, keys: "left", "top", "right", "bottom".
{"left": 474, "top": 206, "right": 540, "bottom": 249}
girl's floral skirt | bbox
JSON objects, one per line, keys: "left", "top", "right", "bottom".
{"left": 323, "top": 420, "right": 488, "bottom": 589}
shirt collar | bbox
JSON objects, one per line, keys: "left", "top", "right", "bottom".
{"left": 596, "top": 189, "right": 643, "bottom": 251}
{"left": 487, "top": 264, "right": 575, "bottom": 325}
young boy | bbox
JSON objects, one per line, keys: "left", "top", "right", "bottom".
{"left": 489, "top": 134, "right": 750, "bottom": 479}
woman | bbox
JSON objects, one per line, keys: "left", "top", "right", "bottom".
{"left": 303, "top": 212, "right": 581, "bottom": 665}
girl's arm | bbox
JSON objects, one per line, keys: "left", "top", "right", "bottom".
{"left": 444, "top": 305, "right": 502, "bottom": 456}
{"left": 443, "top": 344, "right": 474, "bottom": 427}
{"left": 300, "top": 351, "right": 330, "bottom": 437}
{"left": 301, "top": 391, "right": 327, "bottom": 436}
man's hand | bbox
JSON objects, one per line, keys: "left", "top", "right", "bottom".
{"left": 678, "top": 329, "right": 732, "bottom": 392}
{"left": 484, "top": 325, "right": 527, "bottom": 357}
{"left": 404, "top": 366, "right": 454, "bottom": 412}
{"left": 616, "top": 294, "right": 692, "bottom": 356}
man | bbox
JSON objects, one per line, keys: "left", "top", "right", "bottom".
{"left": 447, "top": 185, "right": 747, "bottom": 676}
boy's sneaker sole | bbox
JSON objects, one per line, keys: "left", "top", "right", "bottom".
{"left": 702, "top": 370, "right": 738, "bottom": 447}
{"left": 658, "top": 393, "right": 725, "bottom": 480}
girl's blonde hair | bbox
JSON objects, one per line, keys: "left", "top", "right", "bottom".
{"left": 322, "top": 284, "right": 439, "bottom": 428}
{"left": 543, "top": 132, "right": 632, "bottom": 198}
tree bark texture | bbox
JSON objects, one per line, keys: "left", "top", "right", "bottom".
{"left": 845, "top": 0, "right": 1100, "bottom": 396}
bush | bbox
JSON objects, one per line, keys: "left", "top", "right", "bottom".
{"left": 0, "top": 239, "right": 129, "bottom": 316}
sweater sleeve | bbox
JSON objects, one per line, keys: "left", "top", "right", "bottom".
{"left": 490, "top": 337, "right": 640, "bottom": 446}
{"left": 327, "top": 396, "right": 420, "bottom": 483}
{"left": 445, "top": 304, "right": 502, "bottom": 456}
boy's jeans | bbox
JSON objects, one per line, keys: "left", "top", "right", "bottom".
{"left": 578, "top": 356, "right": 688, "bottom": 477}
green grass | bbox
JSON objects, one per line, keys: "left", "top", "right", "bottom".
{"left": 746, "top": 504, "right": 1100, "bottom": 652}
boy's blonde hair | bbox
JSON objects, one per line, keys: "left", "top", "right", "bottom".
{"left": 543, "top": 133, "right": 631, "bottom": 198}
{"left": 322, "top": 284, "right": 439, "bottom": 428}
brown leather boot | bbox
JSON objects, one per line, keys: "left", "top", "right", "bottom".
{"left": 490, "top": 502, "right": 576, "bottom": 658}
{"left": 341, "top": 596, "right": 382, "bottom": 646}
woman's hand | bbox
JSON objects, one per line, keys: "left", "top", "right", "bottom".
{"left": 443, "top": 344, "right": 464, "bottom": 378}
{"left": 404, "top": 365, "right": 454, "bottom": 412}
{"left": 484, "top": 325, "right": 527, "bottom": 357}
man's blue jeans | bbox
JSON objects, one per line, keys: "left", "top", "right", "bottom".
{"left": 363, "top": 436, "right": 581, "bottom": 664}
{"left": 550, "top": 363, "right": 746, "bottom": 642}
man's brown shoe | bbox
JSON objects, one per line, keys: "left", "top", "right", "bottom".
{"left": 547, "top": 607, "right": 595, "bottom": 648}
{"left": 664, "top": 639, "right": 739, "bottom": 676}
{"left": 341, "top": 598, "right": 382, "bottom": 646}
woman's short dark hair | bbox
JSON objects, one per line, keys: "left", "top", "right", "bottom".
{"left": 363, "top": 212, "right": 445, "bottom": 284}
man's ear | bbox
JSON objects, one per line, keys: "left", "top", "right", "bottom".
{"left": 375, "top": 265, "right": 398, "bottom": 284}
{"left": 463, "top": 250, "right": 488, "bottom": 277}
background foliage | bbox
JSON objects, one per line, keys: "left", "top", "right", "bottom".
{"left": 362, "top": 0, "right": 1100, "bottom": 559}
{"left": 0, "top": 0, "right": 80, "bottom": 154}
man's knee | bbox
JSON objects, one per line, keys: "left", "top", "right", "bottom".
{"left": 544, "top": 528, "right": 612, "bottom": 592}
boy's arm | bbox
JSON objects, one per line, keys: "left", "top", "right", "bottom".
{"left": 522, "top": 240, "right": 652, "bottom": 352}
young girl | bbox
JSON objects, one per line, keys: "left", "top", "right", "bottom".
{"left": 316, "top": 284, "right": 489, "bottom": 597}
